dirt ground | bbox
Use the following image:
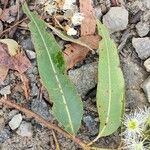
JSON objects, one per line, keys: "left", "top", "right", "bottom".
{"left": 0, "top": 0, "right": 150, "bottom": 150}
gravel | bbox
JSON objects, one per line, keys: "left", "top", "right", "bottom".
{"left": 16, "top": 121, "right": 33, "bottom": 137}
{"left": 0, "top": 85, "right": 11, "bottom": 95}
{"left": 103, "top": 7, "right": 129, "bottom": 33}
{"left": 144, "top": 58, "right": 150, "bottom": 72}
{"left": 26, "top": 50, "right": 36, "bottom": 60}
{"left": 83, "top": 115, "right": 98, "bottom": 136}
{"left": 0, "top": 128, "right": 11, "bottom": 143}
{"left": 95, "top": 5, "right": 102, "bottom": 19}
{"left": 136, "top": 21, "right": 149, "bottom": 37}
{"left": 31, "top": 98, "right": 49, "bottom": 119}
{"left": 142, "top": 0, "right": 150, "bottom": 9}
{"left": 9, "top": 114, "right": 22, "bottom": 130}
{"left": 132, "top": 37, "right": 150, "bottom": 60}
{"left": 142, "top": 76, "right": 150, "bottom": 103}
{"left": 30, "top": 83, "right": 39, "bottom": 97}
{"left": 21, "top": 37, "right": 34, "bottom": 51}
{"left": 68, "top": 62, "right": 98, "bottom": 97}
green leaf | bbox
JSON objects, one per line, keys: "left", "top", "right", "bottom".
{"left": 22, "top": 3, "right": 83, "bottom": 135}
{"left": 96, "top": 20, "right": 125, "bottom": 137}
{"left": 47, "top": 24, "right": 93, "bottom": 51}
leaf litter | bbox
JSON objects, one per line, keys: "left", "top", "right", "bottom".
{"left": 0, "top": 39, "right": 31, "bottom": 99}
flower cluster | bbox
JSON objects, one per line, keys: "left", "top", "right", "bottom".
{"left": 122, "top": 107, "right": 150, "bottom": 150}
{"left": 38, "top": 0, "right": 84, "bottom": 36}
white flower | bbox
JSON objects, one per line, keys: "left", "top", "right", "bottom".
{"left": 71, "top": 12, "right": 84, "bottom": 26}
{"left": 66, "top": 27, "right": 77, "bottom": 36}
{"left": 123, "top": 137, "right": 148, "bottom": 150}
{"left": 122, "top": 109, "right": 148, "bottom": 138}
{"left": 63, "top": 0, "right": 76, "bottom": 10}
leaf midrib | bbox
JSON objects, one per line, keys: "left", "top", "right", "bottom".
{"left": 99, "top": 27, "right": 112, "bottom": 136}
{"left": 26, "top": 7, "right": 74, "bottom": 133}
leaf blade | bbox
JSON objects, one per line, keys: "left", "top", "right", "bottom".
{"left": 22, "top": 3, "right": 83, "bottom": 135}
{"left": 96, "top": 20, "right": 125, "bottom": 137}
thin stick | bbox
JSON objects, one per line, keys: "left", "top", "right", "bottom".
{"left": 0, "top": 17, "right": 28, "bottom": 37}
{"left": 52, "top": 130, "right": 60, "bottom": 150}
{"left": 0, "top": 97, "right": 88, "bottom": 149}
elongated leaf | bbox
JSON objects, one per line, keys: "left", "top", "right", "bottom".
{"left": 96, "top": 20, "right": 125, "bottom": 137}
{"left": 22, "top": 3, "right": 83, "bottom": 135}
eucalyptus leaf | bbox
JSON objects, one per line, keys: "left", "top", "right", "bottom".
{"left": 96, "top": 20, "right": 125, "bottom": 138}
{"left": 22, "top": 3, "right": 83, "bottom": 135}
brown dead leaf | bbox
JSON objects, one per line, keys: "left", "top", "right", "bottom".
{"left": 0, "top": 0, "right": 8, "bottom": 5}
{"left": 63, "top": 35, "right": 100, "bottom": 69}
{"left": 18, "top": 73, "right": 30, "bottom": 99}
{"left": 11, "top": 53, "right": 32, "bottom": 74}
{"left": 80, "top": 0, "right": 96, "bottom": 36}
{"left": 0, "top": 42, "right": 31, "bottom": 82}
{"left": 0, "top": 65, "right": 9, "bottom": 82}
{"left": 0, "top": 5, "right": 18, "bottom": 23}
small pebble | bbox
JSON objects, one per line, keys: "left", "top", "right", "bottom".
{"left": 141, "top": 76, "right": 150, "bottom": 103}
{"left": 136, "top": 21, "right": 149, "bottom": 37}
{"left": 95, "top": 5, "right": 102, "bottom": 19}
{"left": 8, "top": 109, "right": 19, "bottom": 120}
{"left": 132, "top": 37, "right": 150, "bottom": 60}
{"left": 103, "top": 7, "right": 129, "bottom": 33}
{"left": 21, "top": 37, "right": 34, "bottom": 50}
{"left": 0, "top": 85, "right": 11, "bottom": 95}
{"left": 0, "top": 128, "right": 11, "bottom": 143}
{"left": 9, "top": 114, "right": 22, "bottom": 130}
{"left": 30, "top": 83, "right": 39, "bottom": 97}
{"left": 0, "top": 21, "right": 3, "bottom": 33}
{"left": 144, "top": 58, "right": 150, "bottom": 72}
{"left": 16, "top": 122, "right": 33, "bottom": 137}
{"left": 26, "top": 50, "right": 36, "bottom": 60}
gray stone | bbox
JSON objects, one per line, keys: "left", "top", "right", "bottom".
{"left": 0, "top": 21, "right": 3, "bottom": 33}
{"left": 0, "top": 117, "right": 5, "bottom": 129}
{"left": 16, "top": 122, "right": 33, "bottom": 137}
{"left": 26, "top": 50, "right": 36, "bottom": 60}
{"left": 21, "top": 37, "right": 34, "bottom": 50}
{"left": 122, "top": 58, "right": 147, "bottom": 108}
{"left": 103, "top": 7, "right": 129, "bottom": 33}
{"left": 95, "top": 5, "right": 102, "bottom": 19}
{"left": 142, "top": 76, "right": 150, "bottom": 103}
{"left": 9, "top": 114, "right": 22, "bottom": 130}
{"left": 142, "top": 0, "right": 150, "bottom": 9}
{"left": 0, "top": 128, "right": 11, "bottom": 143}
{"left": 132, "top": 37, "right": 150, "bottom": 59}
{"left": 30, "top": 83, "right": 39, "bottom": 97}
{"left": 68, "top": 62, "right": 98, "bottom": 97}
{"left": 136, "top": 21, "right": 149, "bottom": 37}
{"left": 31, "top": 98, "right": 49, "bottom": 119}
{"left": 122, "top": 59, "right": 145, "bottom": 89}
{"left": 144, "top": 58, "right": 150, "bottom": 72}
{"left": 83, "top": 115, "right": 98, "bottom": 136}
{"left": 0, "top": 86, "right": 11, "bottom": 95}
